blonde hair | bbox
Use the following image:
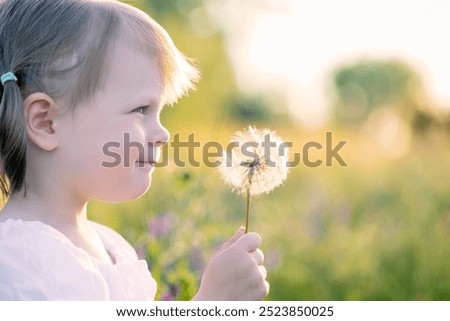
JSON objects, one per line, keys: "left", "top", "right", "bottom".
{"left": 0, "top": 0, "right": 199, "bottom": 198}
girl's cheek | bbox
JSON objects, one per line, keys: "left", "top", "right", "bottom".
{"left": 128, "top": 121, "right": 146, "bottom": 145}
{"left": 120, "top": 123, "right": 147, "bottom": 164}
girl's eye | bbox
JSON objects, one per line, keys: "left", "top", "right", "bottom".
{"left": 133, "top": 106, "right": 149, "bottom": 114}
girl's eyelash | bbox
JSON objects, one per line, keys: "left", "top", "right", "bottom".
{"left": 133, "top": 106, "right": 150, "bottom": 114}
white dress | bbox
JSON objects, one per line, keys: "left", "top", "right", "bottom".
{"left": 0, "top": 219, "right": 157, "bottom": 300}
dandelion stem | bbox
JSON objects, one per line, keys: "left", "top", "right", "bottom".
{"left": 245, "top": 187, "right": 250, "bottom": 234}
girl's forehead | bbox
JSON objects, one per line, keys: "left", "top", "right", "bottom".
{"left": 110, "top": 32, "right": 162, "bottom": 77}
{"left": 100, "top": 43, "right": 164, "bottom": 102}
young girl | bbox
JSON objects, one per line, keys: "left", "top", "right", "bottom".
{"left": 0, "top": 0, "right": 268, "bottom": 300}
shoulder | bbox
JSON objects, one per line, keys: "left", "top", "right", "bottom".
{"left": 90, "top": 221, "right": 139, "bottom": 262}
{"left": 0, "top": 219, "right": 109, "bottom": 300}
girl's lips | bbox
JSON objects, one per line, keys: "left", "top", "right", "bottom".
{"left": 136, "top": 161, "right": 156, "bottom": 168}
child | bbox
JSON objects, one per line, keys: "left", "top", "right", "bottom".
{"left": 0, "top": 0, "right": 268, "bottom": 300}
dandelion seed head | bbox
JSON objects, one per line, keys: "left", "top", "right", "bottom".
{"left": 218, "top": 126, "right": 289, "bottom": 196}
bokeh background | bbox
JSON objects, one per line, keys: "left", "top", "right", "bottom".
{"left": 89, "top": 0, "right": 450, "bottom": 300}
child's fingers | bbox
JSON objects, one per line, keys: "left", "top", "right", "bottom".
{"left": 220, "top": 226, "right": 246, "bottom": 251}
{"left": 264, "top": 280, "right": 270, "bottom": 296}
{"left": 250, "top": 249, "right": 264, "bottom": 266}
{"left": 234, "top": 232, "right": 262, "bottom": 252}
{"left": 259, "top": 265, "right": 267, "bottom": 280}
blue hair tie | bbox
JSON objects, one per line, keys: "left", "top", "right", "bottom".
{"left": 1, "top": 72, "right": 18, "bottom": 86}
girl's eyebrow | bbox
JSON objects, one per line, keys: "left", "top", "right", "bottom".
{"left": 132, "top": 94, "right": 162, "bottom": 108}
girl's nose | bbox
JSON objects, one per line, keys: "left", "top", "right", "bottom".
{"left": 150, "top": 123, "right": 170, "bottom": 147}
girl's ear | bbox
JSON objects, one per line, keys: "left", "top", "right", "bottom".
{"left": 23, "top": 93, "right": 60, "bottom": 151}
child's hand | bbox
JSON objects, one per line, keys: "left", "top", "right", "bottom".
{"left": 193, "top": 227, "right": 269, "bottom": 301}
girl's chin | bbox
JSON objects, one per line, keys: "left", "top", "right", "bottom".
{"left": 124, "top": 178, "right": 153, "bottom": 201}
{"left": 96, "top": 177, "right": 152, "bottom": 203}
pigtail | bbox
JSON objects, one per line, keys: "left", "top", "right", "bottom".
{"left": 0, "top": 74, "right": 26, "bottom": 198}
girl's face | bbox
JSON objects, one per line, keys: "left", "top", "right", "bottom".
{"left": 55, "top": 42, "right": 170, "bottom": 202}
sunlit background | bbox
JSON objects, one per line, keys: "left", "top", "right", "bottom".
{"left": 212, "top": 0, "right": 450, "bottom": 127}
{"left": 87, "top": 0, "right": 450, "bottom": 300}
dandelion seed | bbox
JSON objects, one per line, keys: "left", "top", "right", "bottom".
{"left": 218, "top": 126, "right": 289, "bottom": 232}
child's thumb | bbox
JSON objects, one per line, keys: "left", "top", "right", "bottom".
{"left": 234, "top": 232, "right": 262, "bottom": 252}
{"left": 220, "top": 226, "right": 246, "bottom": 251}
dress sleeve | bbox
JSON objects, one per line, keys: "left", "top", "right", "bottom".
{"left": 0, "top": 220, "right": 110, "bottom": 300}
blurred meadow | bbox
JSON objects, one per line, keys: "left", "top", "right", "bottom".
{"left": 89, "top": 0, "right": 450, "bottom": 300}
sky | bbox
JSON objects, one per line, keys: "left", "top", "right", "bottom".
{"left": 205, "top": 0, "right": 450, "bottom": 127}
